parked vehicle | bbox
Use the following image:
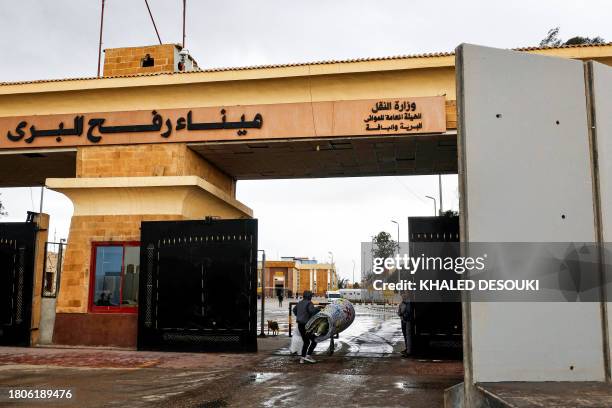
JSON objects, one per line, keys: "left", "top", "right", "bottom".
{"left": 339, "top": 289, "right": 363, "bottom": 302}
{"left": 326, "top": 290, "right": 342, "bottom": 302}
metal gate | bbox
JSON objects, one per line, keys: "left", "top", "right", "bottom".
{"left": 138, "top": 218, "right": 258, "bottom": 352}
{"left": 408, "top": 216, "right": 462, "bottom": 357}
{"left": 0, "top": 222, "right": 37, "bottom": 346}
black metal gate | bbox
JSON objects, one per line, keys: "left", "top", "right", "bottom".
{"left": 138, "top": 218, "right": 258, "bottom": 352}
{"left": 408, "top": 216, "right": 462, "bottom": 358}
{"left": 0, "top": 222, "right": 37, "bottom": 346}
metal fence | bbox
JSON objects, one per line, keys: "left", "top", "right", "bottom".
{"left": 42, "top": 241, "right": 66, "bottom": 298}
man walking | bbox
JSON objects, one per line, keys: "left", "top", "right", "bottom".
{"left": 293, "top": 290, "right": 319, "bottom": 363}
{"left": 398, "top": 292, "right": 412, "bottom": 357}
{"left": 277, "top": 290, "right": 284, "bottom": 307}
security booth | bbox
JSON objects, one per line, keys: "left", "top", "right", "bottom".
{"left": 47, "top": 176, "right": 253, "bottom": 349}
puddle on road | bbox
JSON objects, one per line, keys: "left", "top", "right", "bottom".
{"left": 248, "top": 372, "right": 282, "bottom": 384}
{"left": 142, "top": 391, "right": 184, "bottom": 402}
{"left": 261, "top": 386, "right": 299, "bottom": 408}
{"left": 394, "top": 381, "right": 448, "bottom": 391}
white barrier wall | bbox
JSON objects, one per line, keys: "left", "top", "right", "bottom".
{"left": 591, "top": 61, "right": 612, "bottom": 367}
{"left": 457, "top": 44, "right": 605, "bottom": 382}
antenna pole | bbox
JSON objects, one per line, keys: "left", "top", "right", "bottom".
{"left": 144, "top": 0, "right": 162, "bottom": 45}
{"left": 97, "top": 0, "right": 105, "bottom": 77}
{"left": 182, "top": 0, "right": 187, "bottom": 48}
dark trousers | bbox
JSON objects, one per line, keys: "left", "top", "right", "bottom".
{"left": 401, "top": 320, "right": 412, "bottom": 353}
{"left": 298, "top": 322, "right": 317, "bottom": 357}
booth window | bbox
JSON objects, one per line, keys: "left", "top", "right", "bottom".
{"left": 90, "top": 242, "right": 140, "bottom": 313}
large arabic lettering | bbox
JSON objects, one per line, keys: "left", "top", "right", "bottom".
{"left": 6, "top": 109, "right": 263, "bottom": 144}
{"left": 1, "top": 97, "right": 446, "bottom": 149}
{"left": 364, "top": 100, "right": 424, "bottom": 133}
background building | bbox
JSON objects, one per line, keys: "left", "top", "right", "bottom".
{"left": 258, "top": 257, "right": 337, "bottom": 297}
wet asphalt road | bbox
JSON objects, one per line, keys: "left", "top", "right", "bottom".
{"left": 0, "top": 303, "right": 463, "bottom": 407}
{"left": 272, "top": 301, "right": 407, "bottom": 357}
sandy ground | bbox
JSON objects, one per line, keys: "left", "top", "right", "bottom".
{"left": 0, "top": 304, "right": 463, "bottom": 407}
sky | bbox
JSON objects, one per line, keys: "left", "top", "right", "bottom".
{"left": 1, "top": 0, "right": 611, "bottom": 281}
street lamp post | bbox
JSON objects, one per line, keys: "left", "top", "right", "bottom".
{"left": 328, "top": 251, "right": 335, "bottom": 293}
{"left": 425, "top": 195, "right": 437, "bottom": 216}
{"left": 258, "top": 249, "right": 266, "bottom": 338}
{"left": 391, "top": 220, "right": 400, "bottom": 253}
{"left": 406, "top": 216, "right": 410, "bottom": 253}
{"left": 352, "top": 259, "right": 355, "bottom": 288}
{"left": 438, "top": 174, "right": 444, "bottom": 216}
{"left": 391, "top": 220, "right": 400, "bottom": 284}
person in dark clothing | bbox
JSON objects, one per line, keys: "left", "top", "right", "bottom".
{"left": 278, "top": 291, "right": 284, "bottom": 307}
{"left": 398, "top": 292, "right": 412, "bottom": 357}
{"left": 293, "top": 290, "right": 319, "bottom": 363}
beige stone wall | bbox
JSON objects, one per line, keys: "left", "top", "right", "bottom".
{"left": 103, "top": 44, "right": 176, "bottom": 77}
{"left": 76, "top": 144, "right": 236, "bottom": 196}
{"left": 56, "top": 214, "right": 182, "bottom": 314}
{"left": 182, "top": 146, "right": 236, "bottom": 196}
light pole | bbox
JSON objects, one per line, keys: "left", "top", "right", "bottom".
{"left": 425, "top": 195, "right": 437, "bottom": 216}
{"left": 258, "top": 249, "right": 266, "bottom": 338}
{"left": 96, "top": 0, "right": 106, "bottom": 78}
{"left": 328, "top": 251, "right": 334, "bottom": 293}
{"left": 391, "top": 220, "right": 400, "bottom": 253}
{"left": 406, "top": 216, "right": 410, "bottom": 253}
{"left": 438, "top": 174, "right": 444, "bottom": 216}
{"left": 391, "top": 220, "right": 400, "bottom": 284}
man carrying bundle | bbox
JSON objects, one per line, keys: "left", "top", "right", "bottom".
{"left": 293, "top": 290, "right": 319, "bottom": 364}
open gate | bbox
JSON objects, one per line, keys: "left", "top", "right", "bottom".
{"left": 138, "top": 218, "right": 258, "bottom": 352}
{"left": 0, "top": 222, "right": 37, "bottom": 346}
{"left": 408, "top": 216, "right": 462, "bottom": 357}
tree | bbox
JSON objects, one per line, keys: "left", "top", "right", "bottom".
{"left": 0, "top": 194, "right": 6, "bottom": 217}
{"left": 362, "top": 232, "right": 398, "bottom": 283}
{"left": 539, "top": 27, "right": 562, "bottom": 47}
{"left": 372, "top": 231, "right": 397, "bottom": 260}
{"left": 337, "top": 278, "right": 349, "bottom": 289}
{"left": 564, "top": 35, "right": 606, "bottom": 46}
{"left": 540, "top": 27, "right": 605, "bottom": 47}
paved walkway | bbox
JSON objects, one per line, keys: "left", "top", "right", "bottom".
{"left": 0, "top": 307, "right": 463, "bottom": 407}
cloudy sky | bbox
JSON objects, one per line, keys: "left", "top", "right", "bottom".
{"left": 1, "top": 1, "right": 610, "bottom": 281}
